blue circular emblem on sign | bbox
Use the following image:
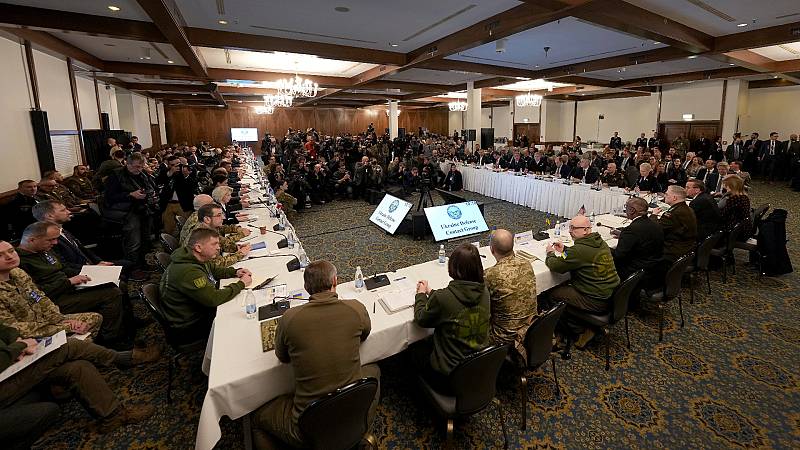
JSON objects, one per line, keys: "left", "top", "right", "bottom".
{"left": 388, "top": 199, "right": 399, "bottom": 213}
{"left": 447, "top": 205, "right": 462, "bottom": 219}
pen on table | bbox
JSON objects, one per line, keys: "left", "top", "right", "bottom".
{"left": 373, "top": 301, "right": 376, "bottom": 314}
{"left": 393, "top": 276, "right": 407, "bottom": 281}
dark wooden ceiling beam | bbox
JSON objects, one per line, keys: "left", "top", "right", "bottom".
{"left": 206, "top": 69, "right": 351, "bottom": 88}
{"left": 615, "top": 67, "right": 756, "bottom": 88}
{"left": 748, "top": 78, "right": 799, "bottom": 89}
{"left": 106, "top": 62, "right": 196, "bottom": 78}
{"left": 573, "top": 0, "right": 714, "bottom": 53}
{"left": 151, "top": 93, "right": 214, "bottom": 100}
{"left": 418, "top": 59, "right": 533, "bottom": 78}
{"left": 537, "top": 47, "right": 691, "bottom": 80}
{"left": 713, "top": 21, "right": 800, "bottom": 53}
{"left": 135, "top": 0, "right": 208, "bottom": 79}
{"left": 127, "top": 82, "right": 208, "bottom": 92}
{"left": 710, "top": 50, "right": 800, "bottom": 84}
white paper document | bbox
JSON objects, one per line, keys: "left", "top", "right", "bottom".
{"left": 0, "top": 331, "right": 67, "bottom": 383}
{"left": 378, "top": 290, "right": 416, "bottom": 314}
{"left": 76, "top": 265, "right": 122, "bottom": 288}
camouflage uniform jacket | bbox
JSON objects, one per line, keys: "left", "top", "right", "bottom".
{"left": 484, "top": 254, "right": 538, "bottom": 363}
{"left": 63, "top": 175, "right": 96, "bottom": 199}
{"left": 179, "top": 213, "right": 245, "bottom": 268}
{"left": 0, "top": 268, "right": 101, "bottom": 338}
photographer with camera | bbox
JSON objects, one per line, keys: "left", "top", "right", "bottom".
{"left": 103, "top": 153, "right": 158, "bottom": 275}
{"left": 156, "top": 156, "right": 196, "bottom": 236}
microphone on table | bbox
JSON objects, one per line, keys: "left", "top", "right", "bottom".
{"left": 246, "top": 225, "right": 288, "bottom": 248}
{"left": 244, "top": 253, "right": 301, "bottom": 272}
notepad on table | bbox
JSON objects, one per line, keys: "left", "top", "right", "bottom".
{"left": 378, "top": 290, "right": 415, "bottom": 314}
{"left": 260, "top": 319, "right": 280, "bottom": 352}
{"left": 250, "top": 241, "right": 267, "bottom": 251}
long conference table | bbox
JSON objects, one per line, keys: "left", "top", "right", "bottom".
{"left": 195, "top": 167, "right": 632, "bottom": 450}
{"left": 441, "top": 162, "right": 630, "bottom": 217}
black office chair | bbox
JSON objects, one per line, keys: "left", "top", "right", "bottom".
{"left": 160, "top": 233, "right": 179, "bottom": 253}
{"left": 155, "top": 252, "right": 172, "bottom": 273}
{"left": 733, "top": 204, "right": 769, "bottom": 276}
{"left": 174, "top": 215, "right": 186, "bottom": 236}
{"left": 416, "top": 345, "right": 509, "bottom": 448}
{"left": 517, "top": 302, "right": 565, "bottom": 430}
{"left": 642, "top": 253, "right": 694, "bottom": 342}
{"left": 686, "top": 232, "right": 723, "bottom": 302}
{"left": 140, "top": 284, "right": 206, "bottom": 402}
{"left": 297, "top": 378, "right": 379, "bottom": 450}
{"left": 566, "top": 270, "right": 645, "bottom": 371}
{"left": 710, "top": 222, "right": 743, "bottom": 282}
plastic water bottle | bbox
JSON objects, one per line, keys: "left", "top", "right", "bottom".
{"left": 279, "top": 211, "right": 287, "bottom": 230}
{"left": 438, "top": 245, "right": 446, "bottom": 265}
{"left": 244, "top": 290, "right": 257, "bottom": 319}
{"left": 298, "top": 244, "right": 309, "bottom": 268}
{"left": 590, "top": 212, "right": 596, "bottom": 224}
{"left": 286, "top": 229, "right": 296, "bottom": 249}
{"left": 554, "top": 220, "right": 561, "bottom": 237}
{"left": 354, "top": 266, "right": 365, "bottom": 292}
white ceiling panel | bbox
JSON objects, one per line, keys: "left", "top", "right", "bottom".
{"left": 750, "top": 41, "right": 800, "bottom": 61}
{"left": 198, "top": 48, "right": 374, "bottom": 77}
{"left": 446, "top": 17, "right": 666, "bottom": 69}
{"left": 2, "top": 0, "right": 151, "bottom": 21}
{"left": 625, "top": 0, "right": 800, "bottom": 37}
{"left": 384, "top": 68, "right": 492, "bottom": 85}
{"left": 585, "top": 56, "right": 733, "bottom": 80}
{"left": 55, "top": 33, "right": 187, "bottom": 65}
{"left": 175, "top": 0, "right": 521, "bottom": 53}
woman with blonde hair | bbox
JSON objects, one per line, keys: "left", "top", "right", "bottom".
{"left": 720, "top": 174, "right": 752, "bottom": 239}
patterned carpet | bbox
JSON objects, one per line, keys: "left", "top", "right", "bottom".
{"left": 30, "top": 181, "right": 799, "bottom": 449}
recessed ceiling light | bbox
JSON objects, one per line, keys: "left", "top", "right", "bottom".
{"left": 218, "top": 20, "right": 228, "bottom": 25}
{"left": 167, "top": 60, "right": 174, "bottom": 64}
{"left": 334, "top": 6, "right": 350, "bottom": 12}
{"left": 652, "top": 41, "right": 661, "bottom": 45}
{"left": 737, "top": 23, "right": 748, "bottom": 27}
{"left": 687, "top": 55, "right": 698, "bottom": 59}
{"left": 729, "top": 63, "right": 735, "bottom": 66}
{"left": 389, "top": 43, "right": 398, "bottom": 47}
{"left": 191, "top": 93, "right": 198, "bottom": 96}
{"left": 238, "top": 100, "right": 243, "bottom": 103}
{"left": 774, "top": 75, "right": 779, "bottom": 78}
{"left": 108, "top": 6, "right": 120, "bottom": 11}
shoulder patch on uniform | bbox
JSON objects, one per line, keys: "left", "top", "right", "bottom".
{"left": 193, "top": 277, "right": 207, "bottom": 288}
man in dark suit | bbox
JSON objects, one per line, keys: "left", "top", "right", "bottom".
{"left": 694, "top": 134, "right": 712, "bottom": 160}
{"left": 527, "top": 151, "right": 548, "bottom": 173}
{"left": 610, "top": 132, "right": 623, "bottom": 151}
{"left": 506, "top": 150, "right": 526, "bottom": 172}
{"left": 570, "top": 157, "right": 600, "bottom": 184}
{"left": 442, "top": 164, "right": 463, "bottom": 191}
{"left": 726, "top": 134, "right": 744, "bottom": 163}
{"left": 759, "top": 132, "right": 785, "bottom": 182}
{"left": 648, "top": 132, "right": 663, "bottom": 151}
{"left": 665, "top": 157, "right": 688, "bottom": 187}
{"left": 743, "top": 132, "right": 761, "bottom": 173}
{"left": 696, "top": 160, "right": 717, "bottom": 186}
{"left": 611, "top": 197, "right": 663, "bottom": 281}
{"left": 616, "top": 148, "right": 633, "bottom": 172}
{"left": 635, "top": 133, "right": 648, "bottom": 150}
{"left": 652, "top": 186, "right": 697, "bottom": 264}
{"left": 786, "top": 134, "right": 800, "bottom": 182}
{"left": 686, "top": 179, "right": 722, "bottom": 242}
{"left": 4, "top": 180, "right": 38, "bottom": 241}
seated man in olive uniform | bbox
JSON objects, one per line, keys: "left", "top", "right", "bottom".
{"left": 159, "top": 228, "right": 252, "bottom": 345}
{"left": 63, "top": 164, "right": 97, "bottom": 200}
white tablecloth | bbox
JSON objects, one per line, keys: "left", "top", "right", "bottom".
{"left": 442, "top": 163, "right": 629, "bottom": 217}
{"left": 195, "top": 171, "right": 623, "bottom": 449}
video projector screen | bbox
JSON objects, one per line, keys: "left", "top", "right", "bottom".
{"left": 424, "top": 200, "right": 489, "bottom": 242}
{"left": 369, "top": 194, "right": 413, "bottom": 234}
{"left": 231, "top": 128, "right": 258, "bottom": 142}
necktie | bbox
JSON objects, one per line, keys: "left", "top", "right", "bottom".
{"left": 770, "top": 141, "right": 775, "bottom": 156}
{"left": 703, "top": 171, "right": 709, "bottom": 183}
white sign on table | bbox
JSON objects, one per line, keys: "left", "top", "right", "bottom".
{"left": 369, "top": 194, "right": 413, "bottom": 234}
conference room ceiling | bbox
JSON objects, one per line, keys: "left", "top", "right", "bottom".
{"left": 624, "top": 0, "right": 800, "bottom": 37}
{"left": 173, "top": 0, "right": 522, "bottom": 53}
{"left": 1, "top": 0, "right": 798, "bottom": 107}
{"left": 447, "top": 17, "right": 667, "bottom": 69}
{"left": 585, "top": 56, "right": 735, "bottom": 81}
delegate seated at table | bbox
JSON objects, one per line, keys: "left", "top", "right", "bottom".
{"left": 251, "top": 260, "right": 380, "bottom": 449}
{"left": 628, "top": 162, "right": 661, "bottom": 193}
{"left": 159, "top": 228, "right": 252, "bottom": 345}
{"left": 411, "top": 243, "right": 491, "bottom": 392}
{"left": 542, "top": 215, "right": 620, "bottom": 347}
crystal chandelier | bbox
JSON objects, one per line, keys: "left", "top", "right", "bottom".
{"left": 264, "top": 93, "right": 293, "bottom": 108}
{"left": 516, "top": 92, "right": 542, "bottom": 107}
{"left": 254, "top": 105, "right": 274, "bottom": 115}
{"left": 277, "top": 74, "right": 318, "bottom": 98}
{"left": 448, "top": 100, "right": 468, "bottom": 112}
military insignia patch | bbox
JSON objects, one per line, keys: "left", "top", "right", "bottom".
{"left": 193, "top": 277, "right": 207, "bottom": 288}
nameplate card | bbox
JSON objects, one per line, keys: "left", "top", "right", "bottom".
{"left": 514, "top": 230, "right": 534, "bottom": 246}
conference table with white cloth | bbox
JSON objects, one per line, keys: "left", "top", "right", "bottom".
{"left": 441, "top": 162, "right": 630, "bottom": 217}
{"left": 195, "top": 169, "right": 625, "bottom": 449}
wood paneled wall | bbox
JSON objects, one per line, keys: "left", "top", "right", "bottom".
{"left": 164, "top": 106, "right": 449, "bottom": 145}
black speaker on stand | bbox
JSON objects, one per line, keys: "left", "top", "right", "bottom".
{"left": 29, "top": 110, "right": 55, "bottom": 174}
{"left": 101, "top": 112, "right": 110, "bottom": 131}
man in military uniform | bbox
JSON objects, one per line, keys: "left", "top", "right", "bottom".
{"left": 3, "top": 180, "right": 38, "bottom": 241}
{"left": 181, "top": 203, "right": 251, "bottom": 268}
{"left": 41, "top": 171, "right": 87, "bottom": 209}
{"left": 600, "top": 162, "right": 626, "bottom": 188}
{"left": 160, "top": 228, "right": 252, "bottom": 344}
{"left": 0, "top": 240, "right": 101, "bottom": 339}
{"left": 63, "top": 164, "right": 96, "bottom": 200}
{"left": 16, "top": 222, "right": 127, "bottom": 349}
{"left": 484, "top": 229, "right": 537, "bottom": 362}
{"left": 652, "top": 185, "right": 697, "bottom": 264}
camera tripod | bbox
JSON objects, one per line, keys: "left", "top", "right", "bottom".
{"left": 416, "top": 184, "right": 435, "bottom": 211}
